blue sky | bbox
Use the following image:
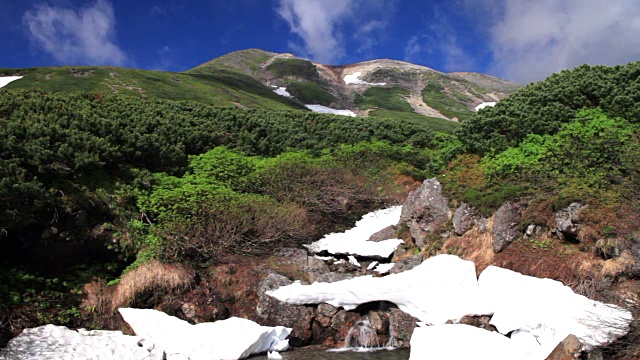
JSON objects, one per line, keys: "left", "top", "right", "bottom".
{"left": 1, "top": 0, "right": 639, "bottom": 83}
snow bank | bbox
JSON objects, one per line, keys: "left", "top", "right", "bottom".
{"left": 410, "top": 324, "right": 531, "bottom": 360}
{"left": 475, "top": 101, "right": 497, "bottom": 111}
{"left": 478, "top": 266, "right": 633, "bottom": 356}
{"left": 0, "top": 325, "right": 164, "bottom": 360}
{"left": 267, "top": 254, "right": 480, "bottom": 325}
{"left": 343, "top": 72, "right": 386, "bottom": 86}
{"left": 305, "top": 206, "right": 403, "bottom": 259}
{"left": 373, "top": 262, "right": 395, "bottom": 274}
{"left": 273, "top": 87, "right": 291, "bottom": 97}
{"left": 0, "top": 76, "right": 23, "bottom": 88}
{"left": 118, "top": 308, "right": 291, "bottom": 359}
{"left": 267, "top": 254, "right": 632, "bottom": 359}
{"left": 305, "top": 104, "right": 356, "bottom": 117}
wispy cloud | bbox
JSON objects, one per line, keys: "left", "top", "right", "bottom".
{"left": 465, "top": 0, "right": 640, "bottom": 82}
{"left": 276, "top": 0, "right": 392, "bottom": 64}
{"left": 23, "top": 0, "right": 128, "bottom": 66}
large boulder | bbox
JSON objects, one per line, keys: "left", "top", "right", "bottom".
{"left": 452, "top": 203, "right": 477, "bottom": 236}
{"left": 398, "top": 178, "right": 451, "bottom": 250}
{"left": 256, "top": 274, "right": 315, "bottom": 346}
{"left": 368, "top": 225, "right": 397, "bottom": 242}
{"left": 554, "top": 203, "right": 585, "bottom": 242}
{"left": 492, "top": 202, "right": 523, "bottom": 253}
{"left": 546, "top": 334, "right": 583, "bottom": 360}
{"left": 388, "top": 308, "right": 418, "bottom": 347}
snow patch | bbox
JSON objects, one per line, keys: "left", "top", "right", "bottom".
{"left": 305, "top": 206, "right": 403, "bottom": 259}
{"left": 343, "top": 72, "right": 386, "bottom": 86}
{"left": 0, "top": 76, "right": 23, "bottom": 88}
{"left": 305, "top": 104, "right": 356, "bottom": 117}
{"left": 373, "top": 262, "right": 395, "bottom": 274}
{"left": 118, "top": 308, "right": 291, "bottom": 359}
{"left": 273, "top": 87, "right": 291, "bottom": 97}
{"left": 475, "top": 101, "right": 497, "bottom": 111}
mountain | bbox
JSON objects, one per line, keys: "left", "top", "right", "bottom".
{"left": 0, "top": 48, "right": 521, "bottom": 132}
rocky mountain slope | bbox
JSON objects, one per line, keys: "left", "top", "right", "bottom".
{"left": 1, "top": 48, "right": 520, "bottom": 132}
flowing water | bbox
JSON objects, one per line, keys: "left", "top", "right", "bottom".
{"left": 249, "top": 347, "right": 410, "bottom": 360}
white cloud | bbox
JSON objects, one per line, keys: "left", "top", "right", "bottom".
{"left": 404, "top": 36, "right": 422, "bottom": 61}
{"left": 23, "top": 0, "right": 127, "bottom": 66}
{"left": 404, "top": 20, "right": 474, "bottom": 72}
{"left": 276, "top": 0, "right": 352, "bottom": 63}
{"left": 466, "top": 0, "right": 640, "bottom": 82}
{"left": 276, "top": 0, "right": 392, "bottom": 64}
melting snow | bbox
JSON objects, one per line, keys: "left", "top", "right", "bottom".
{"left": 305, "top": 104, "right": 356, "bottom": 117}
{"left": 273, "top": 87, "right": 291, "bottom": 97}
{"left": 267, "top": 254, "right": 632, "bottom": 359}
{"left": 475, "top": 102, "right": 497, "bottom": 111}
{"left": 305, "top": 206, "right": 403, "bottom": 259}
{"left": 0, "top": 76, "right": 23, "bottom": 88}
{"left": 343, "top": 72, "right": 386, "bottom": 86}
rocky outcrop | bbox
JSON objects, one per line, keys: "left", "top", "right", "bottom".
{"left": 492, "top": 202, "right": 522, "bottom": 253}
{"left": 545, "top": 334, "right": 583, "bottom": 360}
{"left": 452, "top": 203, "right": 477, "bottom": 236}
{"left": 256, "top": 274, "right": 315, "bottom": 346}
{"left": 368, "top": 225, "right": 397, "bottom": 242}
{"left": 389, "top": 255, "right": 423, "bottom": 274}
{"left": 554, "top": 203, "right": 585, "bottom": 242}
{"left": 398, "top": 178, "right": 451, "bottom": 250}
{"left": 387, "top": 308, "right": 418, "bottom": 347}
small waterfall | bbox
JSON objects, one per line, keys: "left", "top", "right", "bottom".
{"left": 344, "top": 319, "right": 380, "bottom": 349}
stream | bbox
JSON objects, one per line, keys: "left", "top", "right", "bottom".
{"left": 249, "top": 347, "right": 410, "bottom": 360}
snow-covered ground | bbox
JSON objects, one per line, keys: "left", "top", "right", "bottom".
{"left": 343, "top": 72, "right": 386, "bottom": 86}
{"left": 305, "top": 206, "right": 403, "bottom": 259}
{"left": 0, "top": 76, "right": 23, "bottom": 88}
{"left": 475, "top": 101, "right": 497, "bottom": 111}
{"left": 267, "top": 254, "right": 633, "bottom": 359}
{"left": 305, "top": 104, "right": 356, "bottom": 117}
{"left": 273, "top": 87, "right": 291, "bottom": 97}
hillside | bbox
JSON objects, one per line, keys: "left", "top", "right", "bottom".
{"left": 1, "top": 48, "right": 521, "bottom": 134}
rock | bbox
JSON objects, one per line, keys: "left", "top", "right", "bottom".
{"left": 398, "top": 178, "right": 451, "bottom": 250}
{"left": 452, "top": 203, "right": 477, "bottom": 236}
{"left": 368, "top": 311, "right": 389, "bottom": 334}
{"left": 179, "top": 302, "right": 196, "bottom": 322}
{"left": 459, "top": 315, "right": 497, "bottom": 332}
{"left": 554, "top": 203, "right": 585, "bottom": 242}
{"left": 477, "top": 218, "right": 490, "bottom": 233}
{"left": 330, "top": 310, "right": 362, "bottom": 346}
{"left": 368, "top": 225, "right": 397, "bottom": 242}
{"left": 524, "top": 224, "right": 544, "bottom": 240}
{"left": 595, "top": 238, "right": 631, "bottom": 260}
{"left": 0, "top": 324, "right": 164, "bottom": 360}
{"left": 118, "top": 308, "right": 291, "bottom": 359}
{"left": 492, "top": 202, "right": 522, "bottom": 253}
{"left": 256, "top": 274, "right": 315, "bottom": 345}
{"left": 313, "top": 272, "right": 355, "bottom": 283}
{"left": 545, "top": 334, "right": 583, "bottom": 360}
{"left": 388, "top": 308, "right": 418, "bottom": 347}
{"left": 389, "top": 255, "right": 423, "bottom": 274}
{"left": 316, "top": 303, "right": 339, "bottom": 327}
{"left": 275, "top": 248, "right": 330, "bottom": 274}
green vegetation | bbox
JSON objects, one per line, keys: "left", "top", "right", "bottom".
{"left": 368, "top": 110, "right": 459, "bottom": 134}
{"left": 265, "top": 59, "right": 320, "bottom": 81}
{"left": 355, "top": 87, "right": 413, "bottom": 112}
{"left": 284, "top": 80, "right": 336, "bottom": 106}
{"left": 422, "top": 84, "right": 474, "bottom": 121}
{"left": 0, "top": 66, "right": 305, "bottom": 110}
{"left": 457, "top": 61, "right": 640, "bottom": 154}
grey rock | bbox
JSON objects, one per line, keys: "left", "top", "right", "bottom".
{"left": 314, "top": 272, "right": 355, "bottom": 283}
{"left": 368, "top": 225, "right": 398, "bottom": 242}
{"left": 452, "top": 203, "right": 477, "bottom": 236}
{"left": 275, "top": 248, "right": 330, "bottom": 273}
{"left": 492, "top": 202, "right": 522, "bottom": 253}
{"left": 0, "top": 324, "right": 164, "bottom": 360}
{"left": 389, "top": 255, "right": 423, "bottom": 274}
{"left": 257, "top": 273, "right": 315, "bottom": 345}
{"left": 387, "top": 308, "right": 418, "bottom": 348}
{"left": 477, "top": 218, "right": 489, "bottom": 233}
{"left": 367, "top": 311, "right": 389, "bottom": 334}
{"left": 554, "top": 203, "right": 585, "bottom": 242}
{"left": 398, "top": 178, "right": 451, "bottom": 250}
{"left": 545, "top": 334, "right": 583, "bottom": 360}
{"left": 316, "top": 303, "right": 339, "bottom": 327}
{"left": 524, "top": 224, "right": 544, "bottom": 240}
